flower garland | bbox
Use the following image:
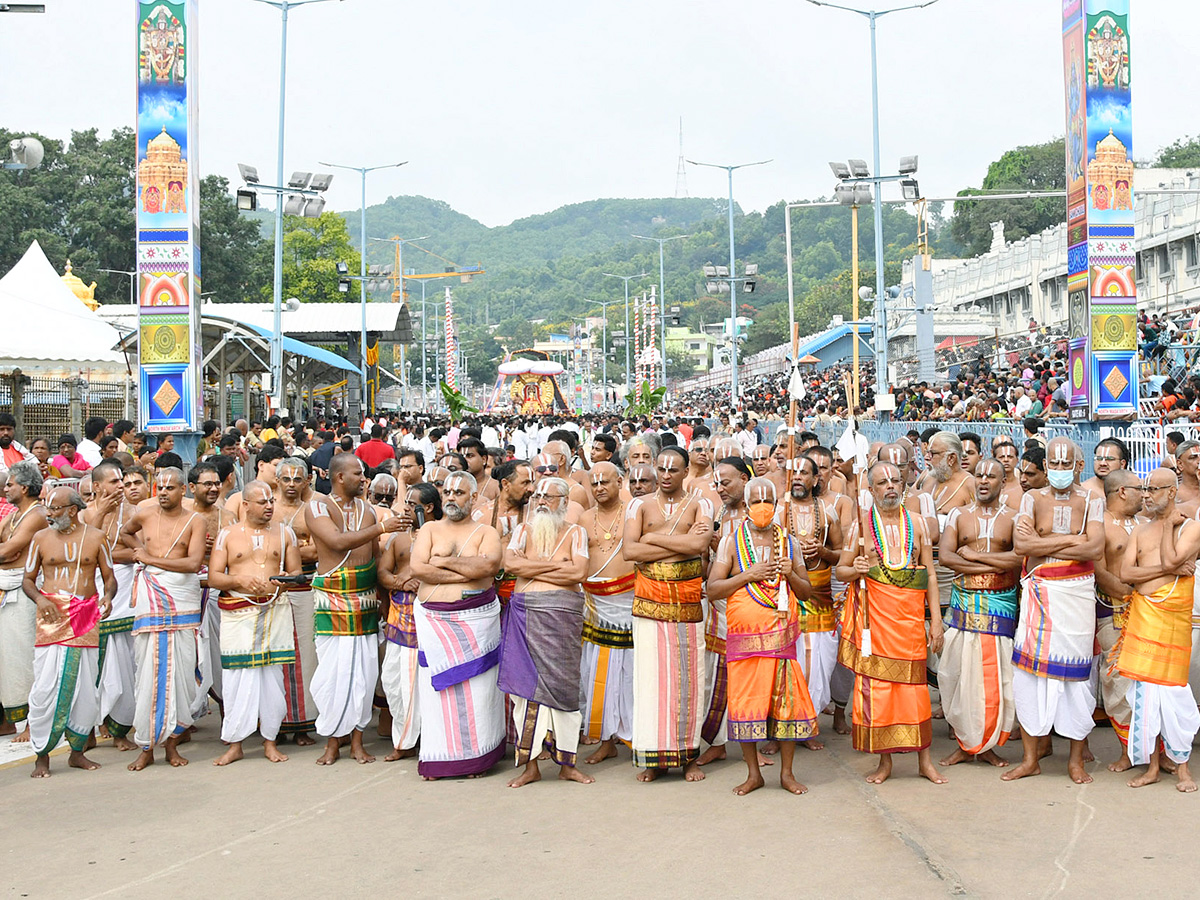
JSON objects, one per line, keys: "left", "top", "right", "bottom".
{"left": 735, "top": 520, "right": 790, "bottom": 609}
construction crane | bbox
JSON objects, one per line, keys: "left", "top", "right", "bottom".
{"left": 380, "top": 237, "right": 485, "bottom": 304}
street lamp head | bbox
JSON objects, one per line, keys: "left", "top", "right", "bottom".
{"left": 236, "top": 189, "right": 258, "bottom": 212}
{"left": 308, "top": 173, "right": 334, "bottom": 192}
{"left": 898, "top": 155, "right": 918, "bottom": 175}
{"left": 900, "top": 178, "right": 920, "bottom": 201}
{"left": 703, "top": 264, "right": 718, "bottom": 278}
{"left": 829, "top": 161, "right": 852, "bottom": 180}
{"left": 336, "top": 261, "right": 350, "bottom": 275}
{"left": 858, "top": 286, "right": 875, "bottom": 301}
{"left": 303, "top": 196, "right": 326, "bottom": 217}
{"left": 288, "top": 171, "right": 313, "bottom": 190}
{"left": 237, "top": 163, "right": 259, "bottom": 184}
{"left": 848, "top": 159, "right": 871, "bottom": 178}
{"left": 283, "top": 194, "right": 307, "bottom": 216}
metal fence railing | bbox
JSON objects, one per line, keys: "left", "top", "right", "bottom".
{"left": 0, "top": 370, "right": 132, "bottom": 444}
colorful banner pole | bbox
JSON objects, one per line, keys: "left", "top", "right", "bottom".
{"left": 1063, "top": 0, "right": 1137, "bottom": 420}
{"left": 647, "top": 285, "right": 658, "bottom": 391}
{"left": 444, "top": 286, "right": 457, "bottom": 392}
{"left": 135, "top": 0, "right": 202, "bottom": 434}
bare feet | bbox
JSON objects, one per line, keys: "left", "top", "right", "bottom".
{"left": 1128, "top": 766, "right": 1159, "bottom": 788}
{"left": 558, "top": 766, "right": 594, "bottom": 784}
{"left": 293, "top": 732, "right": 316, "bottom": 747}
{"left": 1068, "top": 761, "right": 1093, "bottom": 784}
{"left": 213, "top": 743, "right": 245, "bottom": 766}
{"left": 865, "top": 755, "right": 892, "bottom": 784}
{"left": 917, "top": 752, "right": 948, "bottom": 784}
{"left": 31, "top": 755, "right": 51, "bottom": 778}
{"left": 349, "top": 732, "right": 376, "bottom": 764}
{"left": 579, "top": 734, "right": 600, "bottom": 745}
{"left": 683, "top": 761, "right": 706, "bottom": 782}
{"left": 976, "top": 749, "right": 1008, "bottom": 767}
{"left": 760, "top": 740, "right": 780, "bottom": 756}
{"left": 779, "top": 771, "right": 808, "bottom": 794}
{"left": 585, "top": 740, "right": 618, "bottom": 765}
{"left": 940, "top": 747, "right": 973, "bottom": 767}
{"left": 1068, "top": 741, "right": 1093, "bottom": 784}
{"left": 377, "top": 707, "right": 392, "bottom": 738}
{"left": 85, "top": 731, "right": 98, "bottom": 750}
{"left": 695, "top": 745, "right": 726, "bottom": 766}
{"left": 1001, "top": 759, "right": 1041, "bottom": 781}
{"left": 97, "top": 723, "right": 112, "bottom": 739}
{"left": 536, "top": 749, "right": 552, "bottom": 761}
{"left": 800, "top": 738, "right": 824, "bottom": 751}
{"left": 315, "top": 738, "right": 340, "bottom": 766}
{"left": 1175, "top": 761, "right": 1196, "bottom": 793}
{"left": 176, "top": 727, "right": 193, "bottom": 745}
{"left": 931, "top": 705, "right": 944, "bottom": 720}
{"left": 636, "top": 767, "right": 664, "bottom": 782}
{"left": 164, "top": 737, "right": 189, "bottom": 767}
{"left": 11, "top": 725, "right": 29, "bottom": 743}
{"left": 833, "top": 707, "right": 850, "bottom": 735}
{"left": 732, "top": 772, "right": 765, "bottom": 795}
{"left": 1037, "top": 735, "right": 1053, "bottom": 759}
{"left": 1161, "top": 757, "right": 1178, "bottom": 775}
{"left": 1108, "top": 751, "right": 1132, "bottom": 773}
{"left": 68, "top": 750, "right": 101, "bottom": 771}
{"left": 263, "top": 740, "right": 288, "bottom": 763}
{"left": 508, "top": 762, "right": 542, "bottom": 788}
{"left": 113, "top": 734, "right": 138, "bottom": 751}
{"left": 384, "top": 746, "right": 417, "bottom": 762}
{"left": 1080, "top": 739, "right": 1095, "bottom": 763}
{"left": 756, "top": 751, "right": 775, "bottom": 767}
{"left": 127, "top": 748, "right": 155, "bottom": 771}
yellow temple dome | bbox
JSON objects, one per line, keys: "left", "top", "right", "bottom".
{"left": 61, "top": 259, "right": 99, "bottom": 312}
{"left": 146, "top": 126, "right": 181, "bottom": 159}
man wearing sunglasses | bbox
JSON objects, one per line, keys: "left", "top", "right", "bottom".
{"left": 530, "top": 454, "right": 585, "bottom": 523}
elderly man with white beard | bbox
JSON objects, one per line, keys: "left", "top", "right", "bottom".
{"left": 499, "top": 476, "right": 593, "bottom": 788}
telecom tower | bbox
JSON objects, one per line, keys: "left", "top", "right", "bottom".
{"left": 674, "top": 117, "right": 688, "bottom": 198}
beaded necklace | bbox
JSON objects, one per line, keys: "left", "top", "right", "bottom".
{"left": 869, "top": 505, "right": 914, "bottom": 570}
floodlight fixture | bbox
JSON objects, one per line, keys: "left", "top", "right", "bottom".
{"left": 900, "top": 178, "right": 920, "bottom": 201}
{"left": 898, "top": 155, "right": 919, "bottom": 175}
{"left": 283, "top": 194, "right": 307, "bottom": 216}
{"left": 743, "top": 264, "right": 758, "bottom": 277}
{"left": 834, "top": 183, "right": 856, "bottom": 206}
{"left": 829, "top": 161, "right": 852, "bottom": 180}
{"left": 703, "top": 264, "right": 718, "bottom": 278}
{"left": 338, "top": 279, "right": 351, "bottom": 293}
{"left": 848, "top": 159, "right": 870, "bottom": 178}
{"left": 237, "top": 163, "right": 260, "bottom": 184}
{"left": 287, "top": 171, "right": 313, "bottom": 189}
{"left": 715, "top": 265, "right": 729, "bottom": 277}
{"left": 236, "top": 189, "right": 257, "bottom": 211}
{"left": 858, "top": 286, "right": 875, "bottom": 301}
{"left": 308, "top": 173, "right": 334, "bottom": 192}
{"left": 303, "top": 197, "right": 326, "bottom": 217}
{"left": 706, "top": 282, "right": 720, "bottom": 295}
{"left": 0, "top": 4, "right": 47, "bottom": 11}
{"left": 336, "top": 261, "right": 350, "bottom": 275}
{"left": 742, "top": 281, "right": 756, "bottom": 294}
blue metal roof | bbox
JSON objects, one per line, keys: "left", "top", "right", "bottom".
{"left": 240, "top": 323, "right": 359, "bottom": 374}
{"left": 795, "top": 322, "right": 874, "bottom": 361}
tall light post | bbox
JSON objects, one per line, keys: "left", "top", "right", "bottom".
{"left": 808, "top": 0, "right": 941, "bottom": 384}
{"left": 586, "top": 299, "right": 620, "bottom": 409}
{"left": 252, "top": 0, "right": 342, "bottom": 405}
{"left": 99, "top": 268, "right": 136, "bottom": 306}
{"left": 632, "top": 232, "right": 691, "bottom": 385}
{"left": 370, "top": 233, "right": 427, "bottom": 410}
{"left": 320, "top": 160, "right": 407, "bottom": 418}
{"left": 687, "top": 158, "right": 770, "bottom": 408}
{"left": 601, "top": 271, "right": 649, "bottom": 396}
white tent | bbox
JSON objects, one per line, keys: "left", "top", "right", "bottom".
{"left": 0, "top": 241, "right": 127, "bottom": 369}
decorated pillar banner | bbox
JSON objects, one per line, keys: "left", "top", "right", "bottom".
{"left": 444, "top": 287, "right": 457, "bottom": 392}
{"left": 1063, "top": 0, "right": 1136, "bottom": 421}
{"left": 136, "top": 0, "right": 202, "bottom": 433}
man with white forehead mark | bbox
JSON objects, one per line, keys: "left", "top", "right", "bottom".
{"left": 1005, "top": 437, "right": 1104, "bottom": 785}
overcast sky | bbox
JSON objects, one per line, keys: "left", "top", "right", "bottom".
{"left": 3, "top": 0, "right": 1198, "bottom": 227}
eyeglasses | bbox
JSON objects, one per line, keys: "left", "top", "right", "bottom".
{"left": 373, "top": 494, "right": 396, "bottom": 504}
{"left": 44, "top": 504, "right": 74, "bottom": 514}
{"left": 1093, "top": 455, "right": 1120, "bottom": 463}
{"left": 1140, "top": 485, "right": 1173, "bottom": 493}
{"left": 534, "top": 492, "right": 567, "bottom": 500}
{"left": 197, "top": 480, "right": 221, "bottom": 488}
{"left": 534, "top": 465, "right": 559, "bottom": 473}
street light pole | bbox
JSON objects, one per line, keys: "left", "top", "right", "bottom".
{"left": 602, "top": 272, "right": 649, "bottom": 397}
{"left": 99, "top": 268, "right": 136, "bottom": 306}
{"left": 632, "top": 233, "right": 690, "bottom": 386}
{"left": 808, "top": 0, "right": 941, "bottom": 386}
{"left": 687, "top": 159, "right": 771, "bottom": 409}
{"left": 253, "top": 0, "right": 340, "bottom": 407}
{"left": 370, "top": 234, "right": 429, "bottom": 411}
{"left": 320, "top": 160, "right": 407, "bottom": 418}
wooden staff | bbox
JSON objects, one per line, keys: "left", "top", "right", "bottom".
{"left": 785, "top": 321, "right": 800, "bottom": 534}
{"left": 843, "top": 372, "right": 872, "bottom": 657}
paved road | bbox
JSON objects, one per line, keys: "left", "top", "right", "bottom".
{"left": 2, "top": 716, "right": 1196, "bottom": 899}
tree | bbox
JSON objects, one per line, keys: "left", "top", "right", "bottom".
{"left": 199, "top": 175, "right": 269, "bottom": 302}
{"left": 1154, "top": 136, "right": 1200, "bottom": 168}
{"left": 950, "top": 139, "right": 1066, "bottom": 256}
{"left": 494, "top": 315, "right": 534, "bottom": 351}
{"left": 273, "top": 212, "right": 360, "bottom": 304}
{"left": 664, "top": 341, "right": 699, "bottom": 380}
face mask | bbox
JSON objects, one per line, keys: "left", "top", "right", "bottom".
{"left": 1047, "top": 469, "right": 1074, "bottom": 490}
{"left": 748, "top": 501, "right": 775, "bottom": 528}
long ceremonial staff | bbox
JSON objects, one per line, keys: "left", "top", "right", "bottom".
{"left": 784, "top": 322, "right": 800, "bottom": 534}
{"left": 843, "top": 372, "right": 872, "bottom": 657}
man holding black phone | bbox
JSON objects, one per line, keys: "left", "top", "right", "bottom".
{"left": 207, "top": 481, "right": 302, "bottom": 767}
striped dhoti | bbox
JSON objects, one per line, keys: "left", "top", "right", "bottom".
{"left": 580, "top": 572, "right": 635, "bottom": 743}
{"left": 0, "top": 566, "right": 34, "bottom": 725}
{"left": 312, "top": 562, "right": 379, "bottom": 738}
{"left": 97, "top": 563, "right": 135, "bottom": 737}
{"left": 381, "top": 588, "right": 420, "bottom": 751}
{"left": 131, "top": 566, "right": 203, "bottom": 749}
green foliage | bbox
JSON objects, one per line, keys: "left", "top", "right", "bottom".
{"left": 625, "top": 381, "right": 666, "bottom": 417}
{"left": 440, "top": 381, "right": 478, "bottom": 423}
{"left": 1154, "top": 136, "right": 1200, "bottom": 168}
{"left": 664, "top": 341, "right": 699, "bottom": 380}
{"left": 273, "top": 212, "right": 361, "bottom": 305}
{"left": 950, "top": 139, "right": 1067, "bottom": 256}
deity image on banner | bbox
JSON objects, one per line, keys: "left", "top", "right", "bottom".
{"left": 138, "top": 3, "right": 186, "bottom": 86}
{"left": 137, "top": 126, "right": 188, "bottom": 217}
{"left": 1063, "top": 32, "right": 1086, "bottom": 190}
{"left": 1086, "top": 12, "right": 1129, "bottom": 91}
{"left": 1086, "top": 129, "right": 1134, "bottom": 219}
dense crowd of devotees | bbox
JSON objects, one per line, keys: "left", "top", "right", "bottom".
{"left": 5, "top": 409, "right": 1200, "bottom": 799}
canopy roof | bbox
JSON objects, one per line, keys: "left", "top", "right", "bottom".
{"left": 0, "top": 242, "right": 126, "bottom": 369}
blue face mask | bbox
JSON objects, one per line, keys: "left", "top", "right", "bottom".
{"left": 1047, "top": 469, "right": 1074, "bottom": 490}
